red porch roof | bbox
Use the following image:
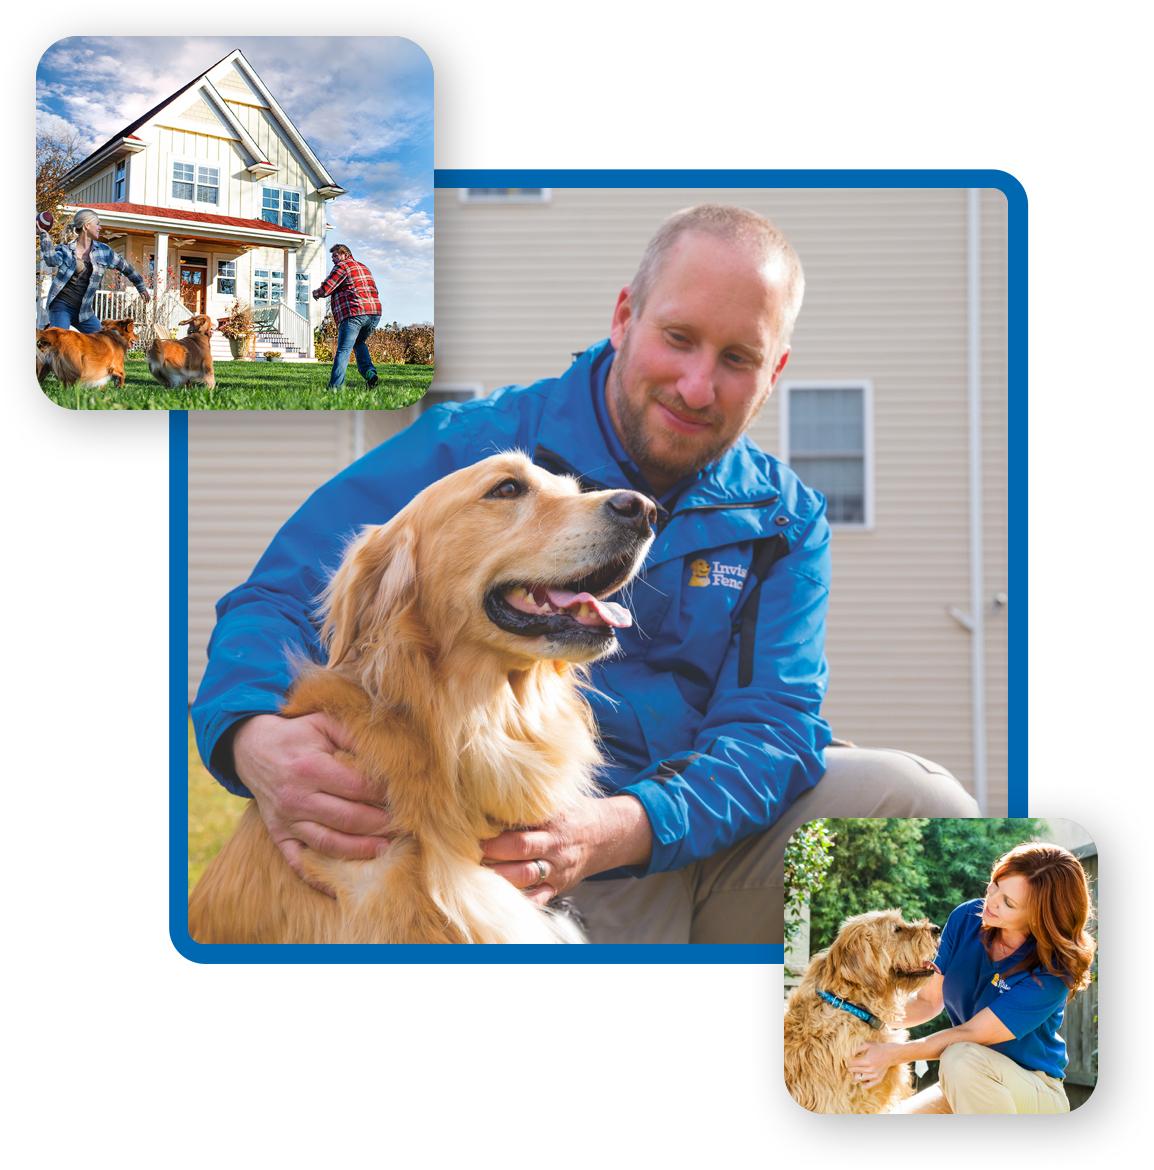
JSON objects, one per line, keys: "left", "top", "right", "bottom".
{"left": 81, "top": 202, "right": 305, "bottom": 237}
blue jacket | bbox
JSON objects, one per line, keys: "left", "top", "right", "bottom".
{"left": 40, "top": 232, "right": 148, "bottom": 322}
{"left": 191, "top": 340, "right": 833, "bottom": 875}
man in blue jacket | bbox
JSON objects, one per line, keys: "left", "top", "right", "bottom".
{"left": 192, "top": 204, "right": 977, "bottom": 944}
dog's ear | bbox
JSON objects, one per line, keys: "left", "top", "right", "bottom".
{"left": 825, "top": 919, "right": 882, "bottom": 996}
{"left": 321, "top": 519, "right": 418, "bottom": 667}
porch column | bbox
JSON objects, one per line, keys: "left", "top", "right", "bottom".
{"left": 153, "top": 231, "right": 169, "bottom": 323}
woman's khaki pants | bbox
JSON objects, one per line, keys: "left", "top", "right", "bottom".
{"left": 569, "top": 745, "right": 980, "bottom": 945}
{"left": 898, "top": 1043, "right": 1070, "bottom": 1114}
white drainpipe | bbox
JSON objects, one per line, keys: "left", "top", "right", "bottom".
{"left": 967, "top": 188, "right": 988, "bottom": 814}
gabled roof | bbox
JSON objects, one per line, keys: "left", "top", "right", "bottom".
{"left": 79, "top": 202, "right": 306, "bottom": 237}
{"left": 62, "top": 49, "right": 345, "bottom": 196}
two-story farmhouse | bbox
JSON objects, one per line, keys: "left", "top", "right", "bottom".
{"left": 51, "top": 49, "right": 344, "bottom": 360}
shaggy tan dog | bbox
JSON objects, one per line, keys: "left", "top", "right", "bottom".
{"left": 36, "top": 318, "right": 136, "bottom": 389}
{"left": 188, "top": 452, "right": 655, "bottom": 944}
{"left": 148, "top": 314, "right": 215, "bottom": 388}
{"left": 784, "top": 910, "right": 940, "bottom": 1113}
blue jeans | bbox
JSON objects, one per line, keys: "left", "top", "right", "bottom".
{"left": 47, "top": 301, "right": 103, "bottom": 333}
{"left": 329, "top": 313, "right": 380, "bottom": 388}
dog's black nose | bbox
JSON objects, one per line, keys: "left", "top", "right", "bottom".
{"left": 605, "top": 491, "right": 657, "bottom": 535}
{"left": 930, "top": 923, "right": 941, "bottom": 936}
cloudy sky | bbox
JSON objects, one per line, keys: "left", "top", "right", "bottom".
{"left": 37, "top": 36, "right": 434, "bottom": 323}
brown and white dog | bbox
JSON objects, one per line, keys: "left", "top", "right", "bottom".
{"left": 784, "top": 910, "right": 940, "bottom": 1113}
{"left": 36, "top": 318, "right": 136, "bottom": 389}
{"left": 148, "top": 314, "right": 215, "bottom": 389}
{"left": 188, "top": 452, "right": 656, "bottom": 944}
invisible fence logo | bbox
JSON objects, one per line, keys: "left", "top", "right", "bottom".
{"left": 688, "top": 558, "right": 748, "bottom": 590}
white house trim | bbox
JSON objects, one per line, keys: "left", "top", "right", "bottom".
{"left": 227, "top": 52, "right": 344, "bottom": 195}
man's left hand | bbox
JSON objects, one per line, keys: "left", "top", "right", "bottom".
{"left": 481, "top": 794, "right": 652, "bottom": 904}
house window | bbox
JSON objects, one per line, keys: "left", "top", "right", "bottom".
{"left": 261, "top": 188, "right": 302, "bottom": 231}
{"left": 253, "top": 269, "right": 285, "bottom": 306}
{"left": 782, "top": 382, "right": 872, "bottom": 527}
{"left": 296, "top": 272, "right": 310, "bottom": 312}
{"left": 172, "top": 162, "right": 195, "bottom": 200}
{"left": 172, "top": 162, "right": 219, "bottom": 205}
{"left": 196, "top": 166, "right": 219, "bottom": 205}
{"left": 460, "top": 188, "right": 551, "bottom": 203}
{"left": 217, "top": 259, "right": 237, "bottom": 297}
{"left": 113, "top": 160, "right": 126, "bottom": 201}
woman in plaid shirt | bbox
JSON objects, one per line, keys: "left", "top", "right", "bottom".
{"left": 313, "top": 244, "right": 382, "bottom": 390}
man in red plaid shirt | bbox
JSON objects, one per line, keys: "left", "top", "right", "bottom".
{"left": 313, "top": 244, "right": 383, "bottom": 390}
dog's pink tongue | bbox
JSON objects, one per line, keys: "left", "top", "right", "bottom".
{"left": 544, "top": 588, "right": 632, "bottom": 629}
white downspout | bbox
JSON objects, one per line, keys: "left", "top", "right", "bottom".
{"left": 967, "top": 188, "right": 988, "bottom": 814}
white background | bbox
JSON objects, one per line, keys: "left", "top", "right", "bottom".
{"left": 7, "top": 3, "right": 1145, "bottom": 1163}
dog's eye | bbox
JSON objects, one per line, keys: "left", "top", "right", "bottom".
{"left": 486, "top": 478, "right": 527, "bottom": 500}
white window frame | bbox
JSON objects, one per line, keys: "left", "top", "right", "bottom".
{"left": 418, "top": 382, "right": 484, "bottom": 415}
{"left": 215, "top": 256, "right": 238, "bottom": 299}
{"left": 779, "top": 379, "right": 874, "bottom": 530}
{"left": 260, "top": 185, "right": 304, "bottom": 231}
{"left": 171, "top": 160, "right": 220, "bottom": 207}
{"left": 253, "top": 267, "right": 285, "bottom": 307}
{"left": 113, "top": 159, "right": 127, "bottom": 202}
{"left": 459, "top": 188, "right": 552, "bottom": 204}
{"left": 295, "top": 271, "right": 311, "bottom": 312}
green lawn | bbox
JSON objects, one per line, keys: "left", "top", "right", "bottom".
{"left": 40, "top": 353, "right": 434, "bottom": 410}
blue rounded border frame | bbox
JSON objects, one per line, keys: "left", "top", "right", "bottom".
{"left": 170, "top": 167, "right": 1027, "bottom": 964}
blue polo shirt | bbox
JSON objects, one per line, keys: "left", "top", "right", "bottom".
{"left": 935, "top": 899, "right": 1069, "bottom": 1078}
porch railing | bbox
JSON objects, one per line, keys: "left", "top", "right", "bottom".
{"left": 257, "top": 301, "right": 313, "bottom": 358}
{"left": 90, "top": 289, "right": 187, "bottom": 351}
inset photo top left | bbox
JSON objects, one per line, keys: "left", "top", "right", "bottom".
{"left": 35, "top": 36, "right": 433, "bottom": 410}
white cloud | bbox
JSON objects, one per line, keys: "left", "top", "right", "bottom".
{"left": 329, "top": 198, "right": 433, "bottom": 254}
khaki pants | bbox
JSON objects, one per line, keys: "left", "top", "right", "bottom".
{"left": 931, "top": 1043, "right": 1069, "bottom": 1114}
{"left": 570, "top": 745, "right": 980, "bottom": 945}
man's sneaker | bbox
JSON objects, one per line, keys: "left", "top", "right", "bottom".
{"left": 367, "top": 373, "right": 380, "bottom": 390}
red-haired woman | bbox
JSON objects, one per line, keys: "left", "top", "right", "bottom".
{"left": 848, "top": 842, "right": 1096, "bottom": 1113}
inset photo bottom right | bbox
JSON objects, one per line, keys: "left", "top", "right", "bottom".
{"left": 782, "top": 818, "right": 1097, "bottom": 1114}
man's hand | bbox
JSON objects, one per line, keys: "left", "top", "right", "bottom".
{"left": 480, "top": 795, "right": 652, "bottom": 904}
{"left": 231, "top": 712, "right": 392, "bottom": 892}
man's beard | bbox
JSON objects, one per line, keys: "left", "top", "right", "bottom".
{"left": 608, "top": 342, "right": 768, "bottom": 488}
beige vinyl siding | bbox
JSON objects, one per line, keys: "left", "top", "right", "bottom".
{"left": 187, "top": 410, "right": 413, "bottom": 701}
{"left": 187, "top": 188, "right": 1009, "bottom": 810}
{"left": 432, "top": 186, "right": 1009, "bottom": 809}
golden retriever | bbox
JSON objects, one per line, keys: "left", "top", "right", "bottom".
{"left": 148, "top": 314, "right": 215, "bottom": 388}
{"left": 188, "top": 452, "right": 655, "bottom": 944}
{"left": 36, "top": 318, "right": 136, "bottom": 389}
{"left": 784, "top": 910, "right": 940, "bottom": 1113}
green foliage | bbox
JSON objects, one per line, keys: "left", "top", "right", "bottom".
{"left": 38, "top": 358, "right": 434, "bottom": 411}
{"left": 809, "top": 817, "right": 1049, "bottom": 951}
{"left": 783, "top": 818, "right": 836, "bottom": 946}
